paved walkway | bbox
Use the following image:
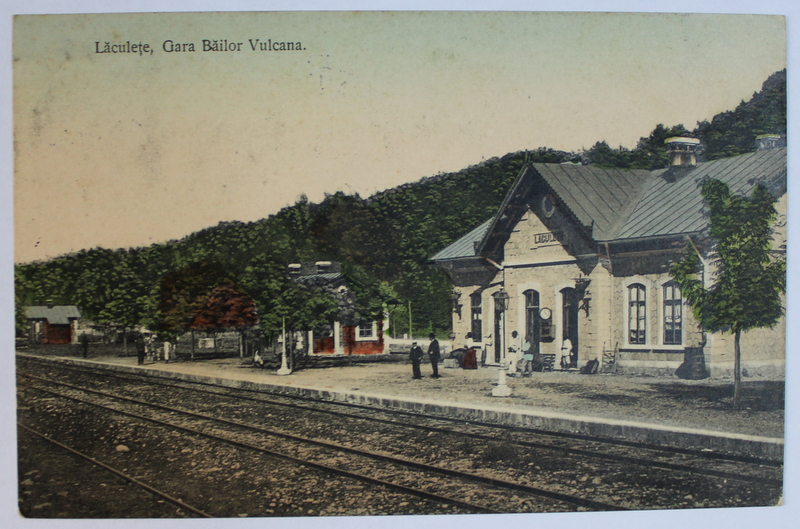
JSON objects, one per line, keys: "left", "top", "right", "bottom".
{"left": 19, "top": 352, "right": 785, "bottom": 457}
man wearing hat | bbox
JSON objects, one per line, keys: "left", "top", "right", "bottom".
{"left": 410, "top": 341, "right": 424, "bottom": 379}
{"left": 428, "top": 333, "right": 441, "bottom": 378}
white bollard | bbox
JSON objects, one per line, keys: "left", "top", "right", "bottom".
{"left": 492, "top": 368, "right": 512, "bottom": 397}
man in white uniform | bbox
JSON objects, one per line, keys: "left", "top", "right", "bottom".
{"left": 507, "top": 330, "right": 522, "bottom": 375}
{"left": 560, "top": 338, "right": 573, "bottom": 370}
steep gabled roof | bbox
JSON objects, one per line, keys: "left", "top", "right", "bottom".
{"left": 531, "top": 163, "right": 651, "bottom": 240}
{"left": 616, "top": 147, "right": 786, "bottom": 240}
{"left": 26, "top": 305, "right": 81, "bottom": 324}
{"left": 471, "top": 162, "right": 651, "bottom": 259}
{"left": 430, "top": 147, "right": 786, "bottom": 264}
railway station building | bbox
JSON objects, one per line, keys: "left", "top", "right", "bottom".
{"left": 431, "top": 138, "right": 786, "bottom": 378}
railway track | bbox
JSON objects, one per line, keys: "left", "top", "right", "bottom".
{"left": 18, "top": 423, "right": 213, "bottom": 518}
{"left": 17, "top": 356, "right": 783, "bottom": 516}
{"left": 19, "top": 376, "right": 622, "bottom": 514}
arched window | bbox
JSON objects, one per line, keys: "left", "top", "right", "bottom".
{"left": 628, "top": 284, "right": 646, "bottom": 345}
{"left": 470, "top": 293, "right": 482, "bottom": 342}
{"left": 663, "top": 282, "right": 682, "bottom": 345}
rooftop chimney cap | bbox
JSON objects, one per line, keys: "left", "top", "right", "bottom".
{"left": 664, "top": 137, "right": 701, "bottom": 146}
{"left": 665, "top": 136, "right": 700, "bottom": 167}
{"left": 315, "top": 261, "right": 332, "bottom": 274}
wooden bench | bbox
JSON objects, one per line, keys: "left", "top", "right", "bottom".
{"left": 540, "top": 353, "right": 556, "bottom": 372}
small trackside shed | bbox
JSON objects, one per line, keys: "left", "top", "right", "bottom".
{"left": 26, "top": 305, "right": 82, "bottom": 345}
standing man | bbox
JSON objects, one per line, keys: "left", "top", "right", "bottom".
{"left": 145, "top": 334, "right": 155, "bottom": 362}
{"left": 560, "top": 338, "right": 573, "bottom": 370}
{"left": 80, "top": 333, "right": 89, "bottom": 359}
{"left": 428, "top": 333, "right": 441, "bottom": 378}
{"left": 136, "top": 334, "right": 146, "bottom": 365}
{"left": 507, "top": 330, "right": 522, "bottom": 375}
{"left": 410, "top": 342, "right": 424, "bottom": 379}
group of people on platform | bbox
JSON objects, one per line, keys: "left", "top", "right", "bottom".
{"left": 409, "top": 334, "right": 441, "bottom": 379}
{"left": 413, "top": 331, "right": 578, "bottom": 379}
{"left": 135, "top": 334, "right": 173, "bottom": 365}
{"left": 505, "top": 332, "right": 575, "bottom": 375}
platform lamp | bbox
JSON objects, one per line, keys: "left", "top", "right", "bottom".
{"left": 492, "top": 287, "right": 510, "bottom": 312}
{"left": 574, "top": 277, "right": 592, "bottom": 316}
{"left": 451, "top": 290, "right": 463, "bottom": 317}
{"left": 276, "top": 316, "right": 292, "bottom": 375}
{"left": 490, "top": 287, "right": 512, "bottom": 397}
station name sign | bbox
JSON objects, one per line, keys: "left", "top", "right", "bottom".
{"left": 534, "top": 231, "right": 561, "bottom": 246}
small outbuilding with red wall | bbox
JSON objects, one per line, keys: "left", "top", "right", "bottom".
{"left": 26, "top": 306, "right": 82, "bottom": 345}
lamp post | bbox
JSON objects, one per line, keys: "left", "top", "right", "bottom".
{"left": 492, "top": 288, "right": 510, "bottom": 311}
{"left": 277, "top": 316, "right": 292, "bottom": 375}
{"left": 408, "top": 300, "right": 412, "bottom": 340}
{"left": 451, "top": 290, "right": 462, "bottom": 317}
{"left": 491, "top": 287, "right": 512, "bottom": 397}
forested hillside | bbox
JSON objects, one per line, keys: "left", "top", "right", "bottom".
{"left": 15, "top": 70, "right": 786, "bottom": 340}
{"left": 583, "top": 69, "right": 786, "bottom": 168}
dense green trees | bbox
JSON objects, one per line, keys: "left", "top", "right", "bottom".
{"left": 696, "top": 69, "right": 786, "bottom": 160}
{"left": 15, "top": 70, "right": 785, "bottom": 344}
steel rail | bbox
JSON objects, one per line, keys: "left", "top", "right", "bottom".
{"left": 18, "top": 423, "right": 213, "bottom": 518}
{"left": 20, "top": 376, "right": 625, "bottom": 512}
{"left": 26, "top": 356, "right": 781, "bottom": 467}
{"left": 126, "top": 374, "right": 782, "bottom": 486}
{"left": 19, "top": 381, "right": 503, "bottom": 514}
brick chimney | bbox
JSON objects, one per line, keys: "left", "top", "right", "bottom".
{"left": 665, "top": 137, "right": 701, "bottom": 167}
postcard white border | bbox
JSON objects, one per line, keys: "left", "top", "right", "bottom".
{"left": 2, "top": 2, "right": 797, "bottom": 529}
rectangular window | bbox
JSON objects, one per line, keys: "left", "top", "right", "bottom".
{"left": 198, "top": 337, "right": 215, "bottom": 349}
{"left": 628, "top": 284, "right": 646, "bottom": 345}
{"left": 358, "top": 321, "right": 373, "bottom": 338}
{"left": 471, "top": 293, "right": 482, "bottom": 342}
{"left": 663, "top": 283, "right": 682, "bottom": 345}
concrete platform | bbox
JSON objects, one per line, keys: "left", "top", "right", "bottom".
{"left": 17, "top": 352, "right": 784, "bottom": 461}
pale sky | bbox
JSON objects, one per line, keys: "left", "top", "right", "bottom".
{"left": 12, "top": 10, "right": 786, "bottom": 264}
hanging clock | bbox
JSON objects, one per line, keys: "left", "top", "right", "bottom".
{"left": 539, "top": 307, "right": 552, "bottom": 320}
